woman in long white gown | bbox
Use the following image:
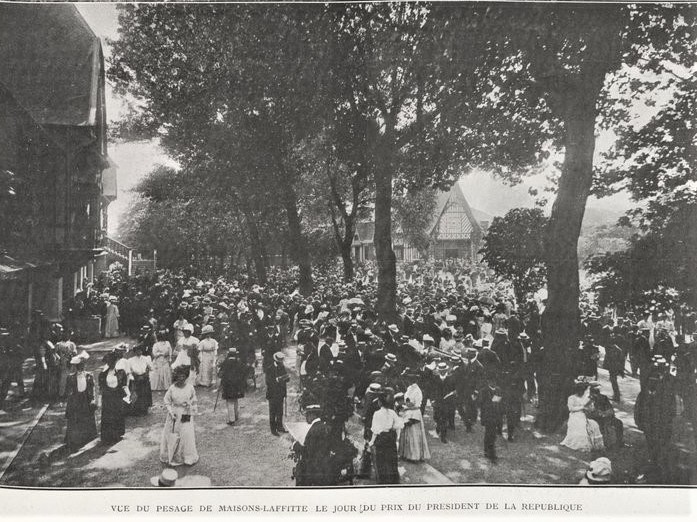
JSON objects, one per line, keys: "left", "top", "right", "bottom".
{"left": 160, "top": 367, "right": 199, "bottom": 466}
{"left": 398, "top": 377, "right": 431, "bottom": 462}
{"left": 105, "top": 297, "right": 120, "bottom": 338}
{"left": 561, "top": 381, "right": 604, "bottom": 452}
{"left": 195, "top": 325, "right": 218, "bottom": 387}
{"left": 150, "top": 331, "right": 173, "bottom": 391}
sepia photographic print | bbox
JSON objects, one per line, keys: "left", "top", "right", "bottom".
{"left": 0, "top": 0, "right": 695, "bottom": 518}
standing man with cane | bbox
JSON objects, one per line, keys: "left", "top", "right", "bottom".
{"left": 266, "top": 352, "right": 289, "bottom": 436}
{"left": 217, "top": 348, "right": 246, "bottom": 425}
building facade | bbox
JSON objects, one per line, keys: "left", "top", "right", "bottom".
{"left": 0, "top": 4, "right": 116, "bottom": 328}
{"left": 352, "top": 183, "right": 491, "bottom": 263}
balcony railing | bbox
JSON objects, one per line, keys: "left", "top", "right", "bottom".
{"left": 102, "top": 236, "right": 132, "bottom": 262}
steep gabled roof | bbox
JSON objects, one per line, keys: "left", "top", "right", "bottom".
{"left": 354, "top": 221, "right": 375, "bottom": 243}
{"left": 0, "top": 4, "right": 103, "bottom": 126}
{"left": 427, "top": 183, "right": 483, "bottom": 237}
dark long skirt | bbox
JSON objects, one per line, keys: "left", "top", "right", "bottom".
{"left": 47, "top": 366, "right": 60, "bottom": 401}
{"left": 65, "top": 390, "right": 97, "bottom": 452}
{"left": 374, "top": 430, "right": 399, "bottom": 484}
{"left": 101, "top": 386, "right": 126, "bottom": 443}
{"left": 32, "top": 367, "right": 49, "bottom": 401}
{"left": 131, "top": 374, "right": 152, "bottom": 415}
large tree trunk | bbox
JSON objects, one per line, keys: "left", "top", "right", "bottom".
{"left": 372, "top": 135, "right": 398, "bottom": 323}
{"left": 240, "top": 204, "right": 267, "bottom": 285}
{"left": 533, "top": 9, "right": 624, "bottom": 432}
{"left": 331, "top": 211, "right": 355, "bottom": 282}
{"left": 281, "top": 183, "right": 313, "bottom": 296}
{"left": 536, "top": 90, "right": 600, "bottom": 432}
{"left": 340, "top": 232, "right": 354, "bottom": 282}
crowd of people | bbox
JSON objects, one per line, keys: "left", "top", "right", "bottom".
{"left": 1, "top": 259, "right": 696, "bottom": 486}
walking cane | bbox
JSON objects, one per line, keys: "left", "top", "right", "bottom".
{"left": 213, "top": 385, "right": 221, "bottom": 412}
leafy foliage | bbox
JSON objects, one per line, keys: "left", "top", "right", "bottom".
{"left": 480, "top": 208, "right": 548, "bottom": 304}
{"left": 393, "top": 186, "right": 437, "bottom": 256}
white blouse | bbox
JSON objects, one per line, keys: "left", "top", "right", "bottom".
{"left": 129, "top": 355, "right": 153, "bottom": 376}
{"left": 106, "top": 371, "right": 118, "bottom": 388}
{"left": 403, "top": 383, "right": 424, "bottom": 421}
{"left": 371, "top": 407, "right": 404, "bottom": 438}
{"left": 76, "top": 372, "right": 87, "bottom": 393}
{"left": 198, "top": 338, "right": 218, "bottom": 354}
{"left": 164, "top": 383, "right": 198, "bottom": 415}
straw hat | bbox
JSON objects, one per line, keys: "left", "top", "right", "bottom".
{"left": 70, "top": 350, "right": 90, "bottom": 365}
{"left": 586, "top": 458, "right": 612, "bottom": 483}
{"left": 150, "top": 468, "right": 178, "bottom": 487}
{"left": 201, "top": 325, "right": 214, "bottom": 335}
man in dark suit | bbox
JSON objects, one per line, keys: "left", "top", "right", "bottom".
{"left": 266, "top": 352, "right": 289, "bottom": 436}
{"left": 633, "top": 328, "right": 652, "bottom": 389}
{"left": 479, "top": 376, "right": 504, "bottom": 462}
{"left": 294, "top": 404, "right": 334, "bottom": 486}
{"left": 432, "top": 362, "right": 456, "bottom": 443}
{"left": 454, "top": 348, "right": 484, "bottom": 432}
{"left": 305, "top": 330, "right": 334, "bottom": 375}
{"left": 603, "top": 334, "right": 626, "bottom": 402}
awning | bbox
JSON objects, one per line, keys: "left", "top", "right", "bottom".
{"left": 0, "top": 254, "right": 45, "bottom": 280}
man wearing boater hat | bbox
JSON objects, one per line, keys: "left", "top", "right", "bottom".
{"left": 432, "top": 362, "right": 456, "bottom": 443}
{"left": 266, "top": 352, "right": 289, "bottom": 436}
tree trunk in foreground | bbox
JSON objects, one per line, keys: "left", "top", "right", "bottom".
{"left": 281, "top": 182, "right": 313, "bottom": 296}
{"left": 536, "top": 88, "right": 604, "bottom": 432}
{"left": 372, "top": 134, "right": 398, "bottom": 323}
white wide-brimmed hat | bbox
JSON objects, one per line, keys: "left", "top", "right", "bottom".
{"left": 586, "top": 458, "right": 612, "bottom": 482}
{"left": 150, "top": 468, "right": 178, "bottom": 487}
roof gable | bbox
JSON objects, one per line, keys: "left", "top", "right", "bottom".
{"left": 427, "top": 183, "right": 483, "bottom": 237}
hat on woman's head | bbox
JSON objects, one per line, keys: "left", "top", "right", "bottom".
{"left": 150, "top": 468, "right": 178, "bottom": 487}
{"left": 586, "top": 457, "right": 612, "bottom": 483}
{"left": 182, "top": 323, "right": 194, "bottom": 333}
{"left": 201, "top": 325, "right": 214, "bottom": 335}
{"left": 273, "top": 352, "right": 285, "bottom": 362}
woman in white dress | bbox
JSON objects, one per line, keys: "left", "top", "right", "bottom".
{"left": 196, "top": 325, "right": 218, "bottom": 387}
{"left": 172, "top": 313, "right": 188, "bottom": 346}
{"left": 398, "top": 375, "right": 431, "bottom": 462}
{"left": 159, "top": 366, "right": 199, "bottom": 466}
{"left": 173, "top": 324, "right": 199, "bottom": 386}
{"left": 105, "top": 297, "right": 120, "bottom": 338}
{"left": 150, "top": 330, "right": 173, "bottom": 391}
{"left": 561, "top": 380, "right": 604, "bottom": 452}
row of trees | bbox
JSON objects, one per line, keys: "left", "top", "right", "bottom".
{"left": 109, "top": 3, "right": 694, "bottom": 429}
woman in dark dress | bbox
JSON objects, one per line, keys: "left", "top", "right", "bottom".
{"left": 99, "top": 352, "right": 129, "bottom": 443}
{"left": 129, "top": 344, "right": 153, "bottom": 416}
{"left": 65, "top": 353, "right": 97, "bottom": 452}
{"left": 218, "top": 348, "right": 246, "bottom": 425}
{"left": 32, "top": 337, "right": 51, "bottom": 401}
